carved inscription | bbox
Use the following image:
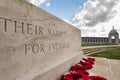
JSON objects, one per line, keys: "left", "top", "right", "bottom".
{"left": 24, "top": 43, "right": 70, "bottom": 55}
{"left": 0, "top": 17, "right": 70, "bottom": 55}
{"left": 25, "top": 43, "right": 45, "bottom": 55}
{"left": 0, "top": 17, "right": 66, "bottom": 37}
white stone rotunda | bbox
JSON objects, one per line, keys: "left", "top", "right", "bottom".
{"left": 108, "top": 27, "right": 119, "bottom": 44}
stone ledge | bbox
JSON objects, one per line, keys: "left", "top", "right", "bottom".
{"left": 32, "top": 53, "right": 83, "bottom": 80}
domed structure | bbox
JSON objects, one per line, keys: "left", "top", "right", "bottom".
{"left": 109, "top": 27, "right": 119, "bottom": 35}
{"left": 108, "top": 27, "right": 119, "bottom": 44}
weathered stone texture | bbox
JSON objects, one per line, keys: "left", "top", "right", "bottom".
{"left": 0, "top": 0, "right": 82, "bottom": 80}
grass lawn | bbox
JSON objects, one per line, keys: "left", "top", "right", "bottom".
{"left": 89, "top": 48, "right": 120, "bottom": 60}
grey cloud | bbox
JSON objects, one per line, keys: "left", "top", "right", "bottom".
{"left": 72, "top": 0, "right": 119, "bottom": 27}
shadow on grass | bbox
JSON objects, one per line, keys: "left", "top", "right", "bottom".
{"left": 89, "top": 48, "right": 120, "bottom": 60}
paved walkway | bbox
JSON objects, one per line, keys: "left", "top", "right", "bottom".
{"left": 90, "top": 57, "right": 120, "bottom": 80}
{"left": 82, "top": 45, "right": 120, "bottom": 49}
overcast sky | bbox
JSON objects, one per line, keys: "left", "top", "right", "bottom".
{"left": 27, "top": 0, "right": 120, "bottom": 37}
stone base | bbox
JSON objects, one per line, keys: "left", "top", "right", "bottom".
{"left": 33, "top": 53, "right": 83, "bottom": 80}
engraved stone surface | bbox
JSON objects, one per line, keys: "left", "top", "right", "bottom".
{"left": 0, "top": 0, "right": 83, "bottom": 80}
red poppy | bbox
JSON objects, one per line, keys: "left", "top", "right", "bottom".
{"left": 71, "top": 71, "right": 90, "bottom": 80}
{"left": 87, "top": 57, "right": 95, "bottom": 62}
{"left": 61, "top": 71, "right": 90, "bottom": 80}
{"left": 71, "top": 70, "right": 89, "bottom": 75}
{"left": 70, "top": 65, "right": 87, "bottom": 71}
{"left": 82, "top": 58, "right": 94, "bottom": 64}
{"left": 77, "top": 61, "right": 93, "bottom": 70}
{"left": 60, "top": 57, "right": 107, "bottom": 80}
{"left": 61, "top": 74, "right": 73, "bottom": 80}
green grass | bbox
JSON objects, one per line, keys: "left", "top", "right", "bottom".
{"left": 82, "top": 43, "right": 118, "bottom": 47}
{"left": 89, "top": 48, "right": 120, "bottom": 60}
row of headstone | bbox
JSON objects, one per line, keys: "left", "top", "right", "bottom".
{"left": 0, "top": 0, "right": 83, "bottom": 80}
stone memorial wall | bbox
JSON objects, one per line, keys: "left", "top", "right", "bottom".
{"left": 0, "top": 0, "right": 83, "bottom": 80}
